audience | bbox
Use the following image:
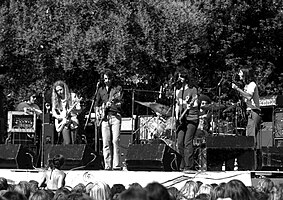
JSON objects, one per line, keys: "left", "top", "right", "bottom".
{"left": 0, "top": 174, "right": 282, "bottom": 200}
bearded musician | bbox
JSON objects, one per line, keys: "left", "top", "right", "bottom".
{"left": 95, "top": 70, "right": 124, "bottom": 170}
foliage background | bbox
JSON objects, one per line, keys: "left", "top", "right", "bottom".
{"left": 0, "top": 0, "right": 283, "bottom": 118}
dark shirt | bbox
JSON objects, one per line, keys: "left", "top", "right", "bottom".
{"left": 95, "top": 85, "right": 123, "bottom": 114}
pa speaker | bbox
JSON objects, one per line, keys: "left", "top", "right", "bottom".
{"left": 125, "top": 143, "right": 181, "bottom": 171}
{"left": 43, "top": 144, "right": 103, "bottom": 170}
{"left": 0, "top": 144, "right": 36, "bottom": 169}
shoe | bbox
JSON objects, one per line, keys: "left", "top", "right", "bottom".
{"left": 113, "top": 167, "right": 123, "bottom": 171}
{"left": 105, "top": 167, "right": 112, "bottom": 171}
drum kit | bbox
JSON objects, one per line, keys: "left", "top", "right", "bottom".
{"left": 135, "top": 100, "right": 176, "bottom": 149}
{"left": 135, "top": 97, "right": 246, "bottom": 147}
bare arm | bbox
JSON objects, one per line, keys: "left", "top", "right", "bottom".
{"left": 232, "top": 83, "right": 253, "bottom": 100}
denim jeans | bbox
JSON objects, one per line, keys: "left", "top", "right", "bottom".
{"left": 101, "top": 114, "right": 122, "bottom": 169}
{"left": 177, "top": 119, "right": 198, "bottom": 170}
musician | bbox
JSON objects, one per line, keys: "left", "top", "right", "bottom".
{"left": 51, "top": 80, "right": 81, "bottom": 144}
{"left": 175, "top": 72, "right": 199, "bottom": 171}
{"left": 16, "top": 90, "right": 42, "bottom": 115}
{"left": 232, "top": 68, "right": 261, "bottom": 139}
{"left": 195, "top": 96, "right": 212, "bottom": 137}
{"left": 95, "top": 70, "right": 123, "bottom": 170}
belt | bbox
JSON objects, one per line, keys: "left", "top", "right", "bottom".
{"left": 251, "top": 109, "right": 261, "bottom": 115}
{"left": 107, "top": 111, "right": 119, "bottom": 116}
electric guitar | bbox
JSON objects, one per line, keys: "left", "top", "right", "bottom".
{"left": 55, "top": 97, "right": 82, "bottom": 134}
{"left": 97, "top": 92, "right": 121, "bottom": 126}
{"left": 178, "top": 94, "right": 198, "bottom": 123}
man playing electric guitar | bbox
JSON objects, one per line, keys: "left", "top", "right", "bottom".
{"left": 175, "top": 72, "right": 199, "bottom": 171}
{"left": 52, "top": 80, "right": 82, "bottom": 145}
{"left": 95, "top": 70, "right": 124, "bottom": 170}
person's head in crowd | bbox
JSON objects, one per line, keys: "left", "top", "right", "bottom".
{"left": 0, "top": 177, "right": 8, "bottom": 191}
{"left": 179, "top": 180, "right": 198, "bottom": 200}
{"left": 72, "top": 183, "right": 86, "bottom": 194}
{"left": 128, "top": 183, "right": 143, "bottom": 189}
{"left": 49, "top": 154, "right": 65, "bottom": 170}
{"left": 223, "top": 179, "right": 254, "bottom": 200}
{"left": 85, "top": 182, "right": 94, "bottom": 195}
{"left": 197, "top": 184, "right": 213, "bottom": 197}
{"left": 267, "top": 185, "right": 281, "bottom": 200}
{"left": 210, "top": 183, "right": 218, "bottom": 189}
{"left": 53, "top": 187, "right": 71, "bottom": 200}
{"left": 29, "top": 189, "right": 52, "bottom": 200}
{"left": 195, "top": 193, "right": 210, "bottom": 200}
{"left": 66, "top": 192, "right": 93, "bottom": 200}
{"left": 196, "top": 181, "right": 203, "bottom": 190}
{"left": 28, "top": 180, "right": 39, "bottom": 194}
{"left": 167, "top": 187, "right": 180, "bottom": 200}
{"left": 145, "top": 182, "right": 170, "bottom": 200}
{"left": 256, "top": 178, "right": 274, "bottom": 195}
{"left": 119, "top": 187, "right": 147, "bottom": 200}
{"left": 2, "top": 190, "right": 27, "bottom": 200}
{"left": 14, "top": 181, "right": 31, "bottom": 199}
{"left": 211, "top": 185, "right": 225, "bottom": 200}
{"left": 89, "top": 181, "right": 111, "bottom": 200}
{"left": 111, "top": 184, "right": 126, "bottom": 200}
{"left": 276, "top": 183, "right": 283, "bottom": 200}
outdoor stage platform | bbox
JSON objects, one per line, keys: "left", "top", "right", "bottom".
{"left": 2, "top": 169, "right": 283, "bottom": 190}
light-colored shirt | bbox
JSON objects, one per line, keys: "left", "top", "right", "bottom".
{"left": 244, "top": 81, "right": 260, "bottom": 110}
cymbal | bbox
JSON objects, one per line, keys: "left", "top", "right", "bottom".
{"left": 135, "top": 101, "right": 172, "bottom": 117}
{"left": 202, "top": 103, "right": 225, "bottom": 111}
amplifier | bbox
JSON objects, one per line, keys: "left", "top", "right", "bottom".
{"left": 8, "top": 111, "right": 36, "bottom": 133}
{"left": 121, "top": 117, "right": 135, "bottom": 132}
{"left": 206, "top": 135, "right": 254, "bottom": 149}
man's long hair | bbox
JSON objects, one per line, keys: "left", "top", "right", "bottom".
{"left": 52, "top": 80, "right": 72, "bottom": 110}
{"left": 241, "top": 68, "right": 256, "bottom": 84}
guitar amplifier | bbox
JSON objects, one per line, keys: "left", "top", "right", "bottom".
{"left": 7, "top": 111, "right": 36, "bottom": 133}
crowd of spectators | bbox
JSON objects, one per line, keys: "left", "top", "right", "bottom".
{"left": 1, "top": 176, "right": 283, "bottom": 200}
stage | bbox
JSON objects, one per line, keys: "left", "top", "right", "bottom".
{"left": 2, "top": 169, "right": 253, "bottom": 190}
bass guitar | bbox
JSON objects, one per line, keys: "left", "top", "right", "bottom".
{"left": 55, "top": 97, "right": 82, "bottom": 134}
{"left": 178, "top": 94, "right": 198, "bottom": 123}
{"left": 97, "top": 92, "right": 121, "bottom": 126}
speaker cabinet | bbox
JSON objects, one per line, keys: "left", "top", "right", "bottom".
{"left": 203, "top": 136, "right": 256, "bottom": 171}
{"left": 258, "top": 122, "right": 273, "bottom": 147}
{"left": 125, "top": 143, "right": 181, "bottom": 171}
{"left": 0, "top": 144, "right": 37, "bottom": 169}
{"left": 274, "top": 109, "right": 283, "bottom": 138}
{"left": 259, "top": 147, "right": 283, "bottom": 170}
{"left": 43, "top": 144, "right": 103, "bottom": 170}
{"left": 120, "top": 131, "right": 133, "bottom": 165}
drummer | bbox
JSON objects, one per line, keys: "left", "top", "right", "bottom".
{"left": 195, "top": 95, "right": 212, "bottom": 138}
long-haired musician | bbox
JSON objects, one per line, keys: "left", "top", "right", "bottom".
{"left": 51, "top": 80, "right": 81, "bottom": 144}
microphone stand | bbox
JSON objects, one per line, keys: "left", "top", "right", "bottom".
{"left": 84, "top": 82, "right": 100, "bottom": 151}
{"left": 40, "top": 92, "right": 45, "bottom": 168}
